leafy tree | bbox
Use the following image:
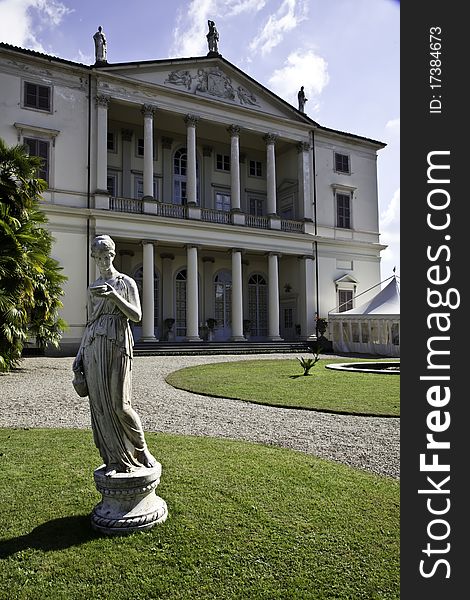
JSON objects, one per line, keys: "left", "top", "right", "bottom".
{"left": 0, "top": 138, "right": 67, "bottom": 372}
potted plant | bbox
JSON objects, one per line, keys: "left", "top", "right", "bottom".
{"left": 164, "top": 318, "right": 175, "bottom": 341}
{"left": 206, "top": 318, "right": 217, "bottom": 341}
{"left": 243, "top": 319, "right": 251, "bottom": 340}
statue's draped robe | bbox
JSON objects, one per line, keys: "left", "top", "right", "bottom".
{"left": 81, "top": 275, "right": 146, "bottom": 472}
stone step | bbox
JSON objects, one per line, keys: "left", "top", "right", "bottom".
{"left": 134, "top": 340, "right": 314, "bottom": 356}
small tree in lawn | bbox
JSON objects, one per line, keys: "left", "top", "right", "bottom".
{"left": 0, "top": 138, "right": 67, "bottom": 372}
{"left": 297, "top": 349, "right": 321, "bottom": 376}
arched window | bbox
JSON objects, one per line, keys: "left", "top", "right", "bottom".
{"left": 133, "top": 266, "right": 159, "bottom": 328}
{"left": 175, "top": 268, "right": 187, "bottom": 337}
{"left": 248, "top": 273, "right": 268, "bottom": 337}
{"left": 173, "top": 147, "right": 199, "bottom": 205}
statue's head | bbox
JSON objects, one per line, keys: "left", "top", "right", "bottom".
{"left": 91, "top": 234, "right": 115, "bottom": 258}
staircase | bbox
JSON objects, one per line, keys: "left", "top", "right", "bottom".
{"left": 134, "top": 340, "right": 315, "bottom": 356}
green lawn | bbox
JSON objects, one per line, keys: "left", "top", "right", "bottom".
{"left": 0, "top": 428, "right": 399, "bottom": 600}
{"left": 166, "top": 358, "right": 400, "bottom": 417}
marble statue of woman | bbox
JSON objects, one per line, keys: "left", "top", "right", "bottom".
{"left": 72, "top": 235, "right": 156, "bottom": 477}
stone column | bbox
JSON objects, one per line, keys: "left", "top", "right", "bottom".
{"left": 96, "top": 95, "right": 110, "bottom": 194}
{"left": 185, "top": 114, "right": 199, "bottom": 205}
{"left": 121, "top": 129, "right": 133, "bottom": 198}
{"left": 297, "top": 141, "right": 313, "bottom": 221}
{"left": 186, "top": 245, "right": 201, "bottom": 341}
{"left": 142, "top": 105, "right": 156, "bottom": 199}
{"left": 161, "top": 137, "right": 173, "bottom": 203}
{"left": 298, "top": 255, "right": 316, "bottom": 340}
{"left": 228, "top": 125, "right": 241, "bottom": 211}
{"left": 264, "top": 133, "right": 278, "bottom": 216}
{"left": 231, "top": 249, "right": 245, "bottom": 341}
{"left": 267, "top": 252, "right": 283, "bottom": 341}
{"left": 141, "top": 241, "right": 156, "bottom": 341}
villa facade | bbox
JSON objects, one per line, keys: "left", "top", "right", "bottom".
{"left": 0, "top": 38, "right": 386, "bottom": 353}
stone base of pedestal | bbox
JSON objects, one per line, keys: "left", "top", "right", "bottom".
{"left": 91, "top": 463, "right": 168, "bottom": 535}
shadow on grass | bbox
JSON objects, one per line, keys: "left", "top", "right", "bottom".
{"left": 0, "top": 515, "right": 99, "bottom": 559}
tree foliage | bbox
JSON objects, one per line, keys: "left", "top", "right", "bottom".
{"left": 0, "top": 138, "right": 67, "bottom": 372}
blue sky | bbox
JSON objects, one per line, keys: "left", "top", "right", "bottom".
{"left": 0, "top": 0, "right": 400, "bottom": 281}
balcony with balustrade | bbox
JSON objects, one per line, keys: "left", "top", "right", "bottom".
{"left": 106, "top": 196, "right": 310, "bottom": 234}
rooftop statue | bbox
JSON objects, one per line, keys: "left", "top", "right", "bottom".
{"left": 93, "top": 26, "right": 107, "bottom": 64}
{"left": 298, "top": 86, "right": 308, "bottom": 113}
{"left": 206, "top": 20, "right": 219, "bottom": 55}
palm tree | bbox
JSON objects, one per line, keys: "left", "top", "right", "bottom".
{"left": 0, "top": 138, "right": 67, "bottom": 372}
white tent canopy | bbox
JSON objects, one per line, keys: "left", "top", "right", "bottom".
{"left": 328, "top": 276, "right": 400, "bottom": 357}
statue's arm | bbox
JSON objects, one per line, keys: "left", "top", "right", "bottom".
{"left": 107, "top": 277, "right": 142, "bottom": 323}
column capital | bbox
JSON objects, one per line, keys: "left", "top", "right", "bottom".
{"left": 228, "top": 124, "right": 241, "bottom": 137}
{"left": 141, "top": 240, "right": 155, "bottom": 247}
{"left": 161, "top": 136, "right": 173, "bottom": 149}
{"left": 184, "top": 114, "right": 199, "bottom": 127}
{"left": 142, "top": 104, "right": 157, "bottom": 118}
{"left": 267, "top": 251, "right": 281, "bottom": 258}
{"left": 263, "top": 132, "right": 279, "bottom": 145}
{"left": 96, "top": 94, "right": 110, "bottom": 108}
{"left": 185, "top": 243, "right": 200, "bottom": 250}
{"left": 121, "top": 128, "right": 133, "bottom": 142}
{"left": 297, "top": 141, "right": 311, "bottom": 153}
{"left": 231, "top": 248, "right": 244, "bottom": 254}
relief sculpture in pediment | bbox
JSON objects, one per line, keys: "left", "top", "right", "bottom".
{"left": 164, "top": 67, "right": 259, "bottom": 107}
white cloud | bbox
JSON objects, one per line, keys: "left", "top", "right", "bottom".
{"left": 0, "top": 0, "right": 71, "bottom": 51}
{"left": 170, "top": 0, "right": 266, "bottom": 57}
{"left": 227, "top": 0, "right": 266, "bottom": 17}
{"left": 379, "top": 188, "right": 400, "bottom": 277}
{"left": 249, "top": 0, "right": 308, "bottom": 56}
{"left": 170, "top": 0, "right": 215, "bottom": 57}
{"left": 75, "top": 49, "right": 93, "bottom": 65}
{"left": 386, "top": 117, "right": 400, "bottom": 130}
{"left": 380, "top": 187, "right": 400, "bottom": 229}
{"left": 268, "top": 49, "right": 329, "bottom": 112}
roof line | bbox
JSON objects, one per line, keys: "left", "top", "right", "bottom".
{"left": 0, "top": 42, "right": 385, "bottom": 146}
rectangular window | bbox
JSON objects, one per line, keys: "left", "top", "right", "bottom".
{"left": 338, "top": 290, "right": 353, "bottom": 312}
{"left": 337, "top": 193, "right": 351, "bottom": 228}
{"left": 334, "top": 152, "right": 350, "bottom": 174}
{"left": 249, "top": 197, "right": 265, "bottom": 216}
{"left": 136, "top": 137, "right": 156, "bottom": 159}
{"left": 215, "top": 192, "right": 231, "bottom": 212}
{"left": 216, "top": 153, "right": 230, "bottom": 171}
{"left": 284, "top": 308, "right": 293, "bottom": 329}
{"left": 23, "top": 82, "right": 51, "bottom": 111}
{"left": 24, "top": 137, "right": 49, "bottom": 183}
{"left": 135, "top": 176, "right": 157, "bottom": 199}
{"left": 249, "top": 160, "right": 262, "bottom": 177}
{"left": 107, "top": 174, "right": 117, "bottom": 196}
{"left": 107, "top": 132, "right": 116, "bottom": 152}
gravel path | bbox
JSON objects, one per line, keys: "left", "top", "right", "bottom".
{"left": 0, "top": 354, "right": 400, "bottom": 479}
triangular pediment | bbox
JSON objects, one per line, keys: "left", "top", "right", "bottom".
{"left": 99, "top": 56, "right": 313, "bottom": 123}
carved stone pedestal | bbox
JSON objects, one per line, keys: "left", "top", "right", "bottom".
{"left": 91, "top": 463, "right": 168, "bottom": 535}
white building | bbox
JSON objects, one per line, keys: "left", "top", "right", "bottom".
{"left": 0, "top": 34, "right": 387, "bottom": 354}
